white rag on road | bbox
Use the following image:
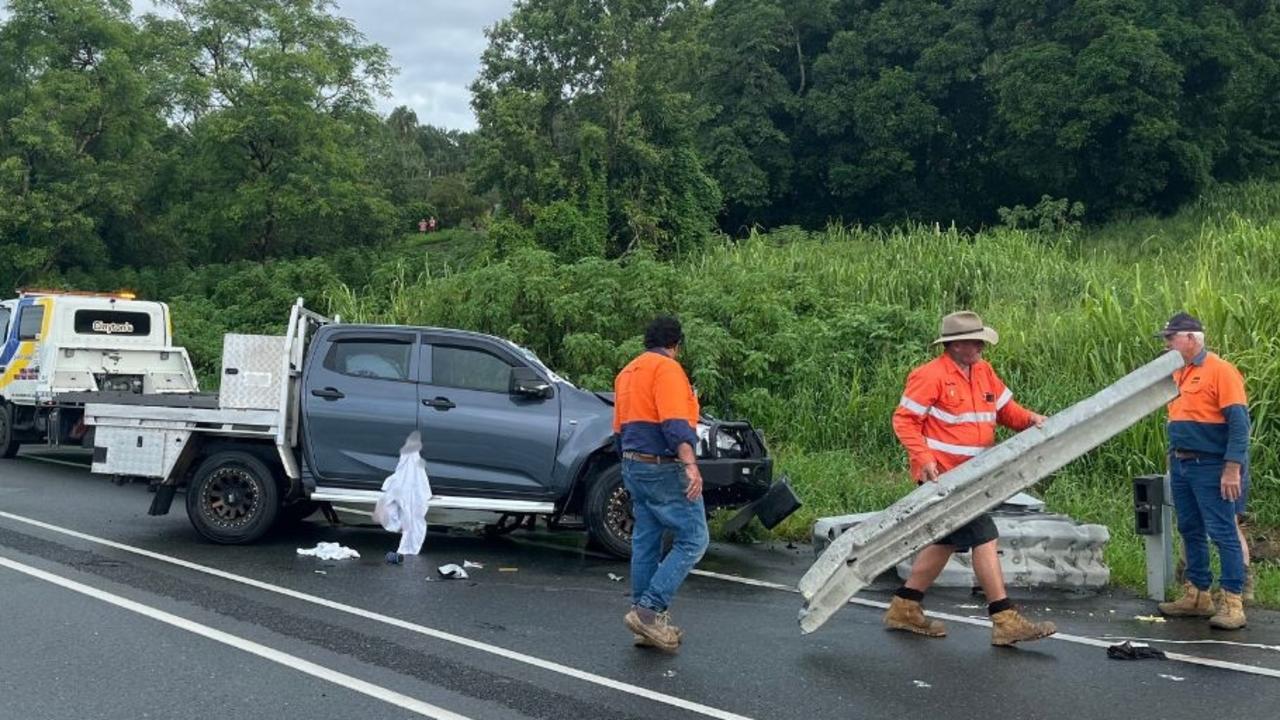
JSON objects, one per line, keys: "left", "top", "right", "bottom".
{"left": 372, "top": 431, "right": 433, "bottom": 556}
{"left": 296, "top": 542, "right": 361, "bottom": 560}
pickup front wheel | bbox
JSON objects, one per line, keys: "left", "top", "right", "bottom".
{"left": 584, "top": 464, "right": 633, "bottom": 559}
{"left": 186, "top": 451, "right": 280, "bottom": 544}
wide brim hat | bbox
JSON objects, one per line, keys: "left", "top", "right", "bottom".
{"left": 932, "top": 310, "right": 999, "bottom": 346}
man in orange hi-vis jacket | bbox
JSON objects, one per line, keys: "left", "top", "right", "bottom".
{"left": 886, "top": 310, "right": 1057, "bottom": 647}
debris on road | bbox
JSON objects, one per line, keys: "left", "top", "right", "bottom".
{"left": 608, "top": 573, "right": 624, "bottom": 582}
{"left": 1107, "top": 641, "right": 1167, "bottom": 661}
{"left": 463, "top": 560, "right": 484, "bottom": 569}
{"left": 386, "top": 551, "right": 404, "bottom": 565}
{"left": 313, "top": 570, "right": 327, "bottom": 575}
{"left": 296, "top": 542, "right": 361, "bottom": 560}
{"left": 499, "top": 567, "right": 519, "bottom": 573}
{"left": 437, "top": 563, "right": 469, "bottom": 579}
{"left": 1134, "top": 615, "right": 1167, "bottom": 623}
{"left": 912, "top": 680, "right": 932, "bottom": 689}
{"left": 662, "top": 670, "right": 677, "bottom": 678}
{"left": 1158, "top": 674, "right": 1186, "bottom": 682}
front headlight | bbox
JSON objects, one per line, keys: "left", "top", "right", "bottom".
{"left": 696, "top": 422, "right": 742, "bottom": 457}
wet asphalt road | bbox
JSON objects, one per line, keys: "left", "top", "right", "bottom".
{"left": 2, "top": 450, "right": 1278, "bottom": 720}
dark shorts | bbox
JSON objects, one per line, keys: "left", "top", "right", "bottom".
{"left": 935, "top": 514, "right": 999, "bottom": 552}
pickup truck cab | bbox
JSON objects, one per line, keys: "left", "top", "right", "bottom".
{"left": 85, "top": 301, "right": 797, "bottom": 557}
{"left": 0, "top": 289, "right": 198, "bottom": 458}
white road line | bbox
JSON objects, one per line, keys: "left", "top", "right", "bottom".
{"left": 8, "top": 494, "right": 1278, "bottom": 683}
{"left": 392, "top": 527, "right": 1280, "bottom": 681}
{"left": 506, "top": 538, "right": 1280, "bottom": 676}
{"left": 0, "top": 510, "right": 755, "bottom": 720}
{"left": 689, "top": 571, "right": 1280, "bottom": 679}
{"left": 0, "top": 555, "right": 471, "bottom": 720}
{"left": 1101, "top": 636, "right": 1280, "bottom": 653}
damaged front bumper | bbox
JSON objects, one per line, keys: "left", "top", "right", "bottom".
{"left": 696, "top": 419, "right": 801, "bottom": 531}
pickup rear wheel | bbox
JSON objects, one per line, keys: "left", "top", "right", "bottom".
{"left": 0, "top": 403, "right": 19, "bottom": 459}
{"left": 186, "top": 451, "right": 280, "bottom": 544}
{"left": 584, "top": 464, "right": 633, "bottom": 559}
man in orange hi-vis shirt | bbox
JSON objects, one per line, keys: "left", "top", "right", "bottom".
{"left": 613, "top": 315, "right": 706, "bottom": 652}
{"left": 1155, "top": 312, "right": 1251, "bottom": 630}
{"left": 887, "top": 311, "right": 1057, "bottom": 646}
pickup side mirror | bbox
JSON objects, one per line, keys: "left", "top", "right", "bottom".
{"left": 510, "top": 366, "right": 553, "bottom": 399}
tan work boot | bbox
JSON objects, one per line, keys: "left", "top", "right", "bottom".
{"left": 1158, "top": 582, "right": 1216, "bottom": 617}
{"left": 990, "top": 608, "right": 1056, "bottom": 646}
{"left": 883, "top": 596, "right": 946, "bottom": 637}
{"left": 634, "top": 612, "right": 684, "bottom": 647}
{"left": 624, "top": 608, "right": 679, "bottom": 651}
{"left": 1209, "top": 591, "right": 1247, "bottom": 630}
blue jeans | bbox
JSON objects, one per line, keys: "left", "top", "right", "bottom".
{"left": 623, "top": 459, "right": 709, "bottom": 612}
{"left": 1171, "top": 455, "right": 1247, "bottom": 594}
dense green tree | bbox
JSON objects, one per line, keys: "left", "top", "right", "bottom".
{"left": 0, "top": 0, "right": 171, "bottom": 288}
{"left": 145, "top": 0, "right": 397, "bottom": 260}
{"left": 471, "top": 0, "right": 721, "bottom": 257}
{"left": 696, "top": 0, "right": 833, "bottom": 231}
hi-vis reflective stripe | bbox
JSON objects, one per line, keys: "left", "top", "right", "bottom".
{"left": 898, "top": 397, "right": 995, "bottom": 425}
{"left": 925, "top": 437, "right": 986, "bottom": 457}
{"left": 898, "top": 396, "right": 929, "bottom": 416}
{"left": 996, "top": 388, "right": 1013, "bottom": 410}
{"left": 928, "top": 408, "right": 996, "bottom": 425}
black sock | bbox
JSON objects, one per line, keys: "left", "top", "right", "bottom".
{"left": 988, "top": 598, "right": 1014, "bottom": 615}
{"left": 895, "top": 587, "right": 925, "bottom": 602}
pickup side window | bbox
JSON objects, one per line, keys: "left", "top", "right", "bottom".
{"left": 431, "top": 345, "right": 515, "bottom": 393}
{"left": 18, "top": 306, "right": 45, "bottom": 340}
{"left": 323, "top": 339, "right": 412, "bottom": 381}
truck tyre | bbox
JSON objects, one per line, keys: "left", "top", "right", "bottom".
{"left": 0, "top": 403, "right": 19, "bottom": 459}
{"left": 186, "top": 451, "right": 280, "bottom": 544}
{"left": 584, "top": 464, "right": 633, "bottom": 559}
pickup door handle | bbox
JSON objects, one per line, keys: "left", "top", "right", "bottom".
{"left": 311, "top": 387, "right": 345, "bottom": 400}
{"left": 422, "top": 396, "right": 456, "bottom": 410}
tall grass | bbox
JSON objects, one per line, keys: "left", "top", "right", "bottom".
{"left": 325, "top": 181, "right": 1280, "bottom": 601}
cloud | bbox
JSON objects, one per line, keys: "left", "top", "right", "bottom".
{"left": 1, "top": 0, "right": 515, "bottom": 130}
{"left": 333, "top": 0, "right": 514, "bottom": 130}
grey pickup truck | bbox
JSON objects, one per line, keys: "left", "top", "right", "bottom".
{"left": 83, "top": 300, "right": 800, "bottom": 557}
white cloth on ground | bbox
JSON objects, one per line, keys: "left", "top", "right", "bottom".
{"left": 296, "top": 542, "right": 361, "bottom": 560}
{"left": 372, "top": 431, "right": 433, "bottom": 555}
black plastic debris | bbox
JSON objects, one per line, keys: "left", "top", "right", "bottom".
{"left": 1107, "top": 641, "right": 1167, "bottom": 661}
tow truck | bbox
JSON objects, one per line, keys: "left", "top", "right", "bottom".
{"left": 0, "top": 289, "right": 198, "bottom": 458}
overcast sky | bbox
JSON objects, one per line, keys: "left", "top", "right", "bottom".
{"left": 1, "top": 0, "right": 516, "bottom": 130}
{"left": 330, "top": 0, "right": 515, "bottom": 130}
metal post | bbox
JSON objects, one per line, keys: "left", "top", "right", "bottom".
{"left": 1142, "top": 474, "right": 1175, "bottom": 601}
{"left": 1135, "top": 472, "right": 1175, "bottom": 601}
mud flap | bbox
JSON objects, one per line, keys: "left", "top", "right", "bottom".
{"left": 148, "top": 484, "right": 177, "bottom": 516}
{"left": 722, "top": 476, "right": 801, "bottom": 535}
